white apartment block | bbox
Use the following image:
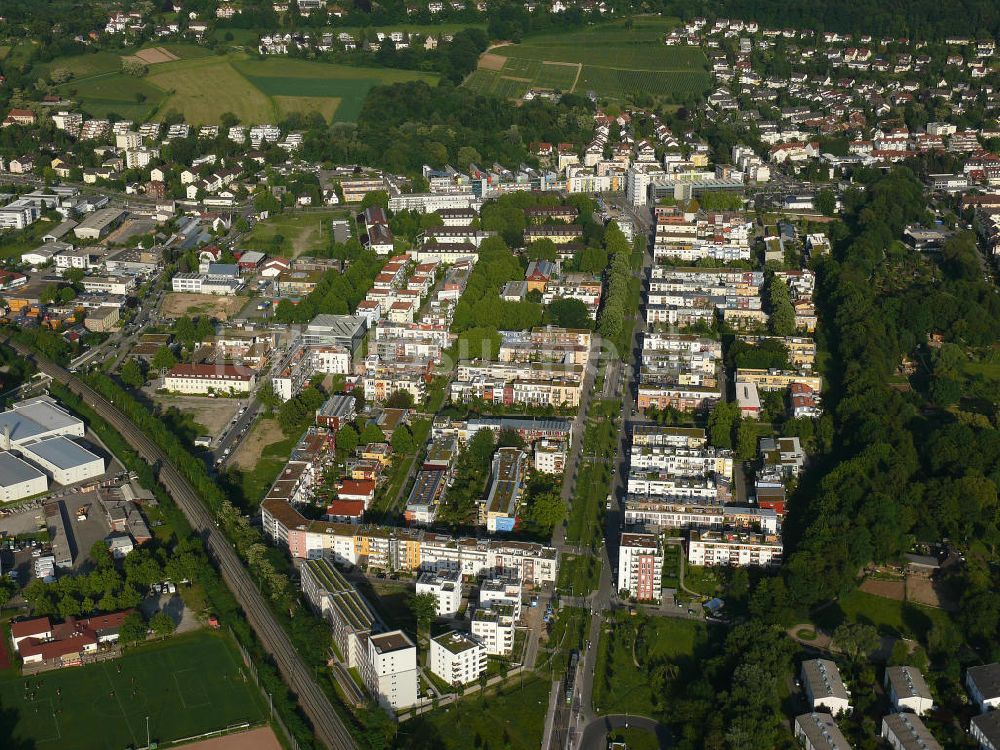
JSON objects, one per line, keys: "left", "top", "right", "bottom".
{"left": 470, "top": 605, "right": 516, "bottom": 655}
{"left": 794, "top": 713, "right": 851, "bottom": 750}
{"left": 801, "top": 659, "right": 851, "bottom": 715}
{"left": 359, "top": 631, "right": 418, "bottom": 710}
{"left": 478, "top": 577, "right": 521, "bottom": 614}
{"left": 881, "top": 712, "right": 941, "bottom": 750}
{"left": 533, "top": 439, "right": 567, "bottom": 474}
{"left": 687, "top": 529, "right": 783, "bottom": 568}
{"left": 617, "top": 533, "right": 663, "bottom": 602}
{"left": 885, "top": 666, "right": 933, "bottom": 715}
{"left": 416, "top": 570, "right": 462, "bottom": 617}
{"left": 966, "top": 663, "right": 1000, "bottom": 711}
{"left": 429, "top": 631, "right": 487, "bottom": 687}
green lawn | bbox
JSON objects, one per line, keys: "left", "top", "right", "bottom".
{"left": 240, "top": 210, "right": 348, "bottom": 257}
{"left": 607, "top": 728, "right": 661, "bottom": 750}
{"left": 400, "top": 676, "right": 549, "bottom": 749}
{"left": 0, "top": 216, "right": 64, "bottom": 260}
{"left": 592, "top": 614, "right": 703, "bottom": 717}
{"left": 812, "top": 589, "right": 951, "bottom": 640}
{"left": 682, "top": 565, "right": 722, "bottom": 597}
{"left": 0, "top": 631, "right": 265, "bottom": 750}
{"left": 565, "top": 461, "right": 608, "bottom": 547}
{"left": 557, "top": 554, "right": 600, "bottom": 596}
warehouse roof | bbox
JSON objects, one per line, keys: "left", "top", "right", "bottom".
{"left": 0, "top": 451, "right": 46, "bottom": 487}
{"left": 21, "top": 436, "right": 101, "bottom": 471}
{"left": 0, "top": 397, "right": 82, "bottom": 444}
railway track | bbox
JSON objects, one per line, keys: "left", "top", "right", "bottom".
{"left": 10, "top": 342, "right": 357, "bottom": 750}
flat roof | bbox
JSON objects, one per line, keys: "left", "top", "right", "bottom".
{"left": 21, "top": 436, "right": 101, "bottom": 471}
{"left": 433, "top": 631, "right": 481, "bottom": 655}
{"left": 370, "top": 630, "right": 414, "bottom": 654}
{"left": 0, "top": 451, "right": 46, "bottom": 487}
{"left": 0, "top": 397, "right": 82, "bottom": 444}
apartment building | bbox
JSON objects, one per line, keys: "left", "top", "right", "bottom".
{"left": 794, "top": 713, "right": 851, "bottom": 750}
{"left": 163, "top": 364, "right": 255, "bottom": 395}
{"left": 470, "top": 604, "right": 516, "bottom": 655}
{"left": 801, "top": 659, "right": 852, "bottom": 715}
{"left": 415, "top": 570, "right": 462, "bottom": 617}
{"left": 735, "top": 367, "right": 823, "bottom": 393}
{"left": 359, "top": 631, "right": 418, "bottom": 710}
{"left": 687, "top": 529, "right": 783, "bottom": 568}
{"left": 885, "top": 665, "right": 933, "bottom": 715}
{"left": 534, "top": 438, "right": 567, "bottom": 474}
{"left": 300, "top": 558, "right": 378, "bottom": 668}
{"left": 971, "top": 711, "right": 1000, "bottom": 750}
{"left": 260, "top": 500, "right": 559, "bottom": 583}
{"left": 480, "top": 448, "right": 527, "bottom": 532}
{"left": 617, "top": 533, "right": 664, "bottom": 602}
{"left": 881, "top": 713, "right": 941, "bottom": 750}
{"left": 966, "top": 663, "right": 1000, "bottom": 711}
{"left": 429, "top": 631, "right": 487, "bottom": 686}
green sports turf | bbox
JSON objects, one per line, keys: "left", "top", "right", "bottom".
{"left": 0, "top": 631, "right": 265, "bottom": 750}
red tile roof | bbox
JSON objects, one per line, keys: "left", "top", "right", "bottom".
{"left": 10, "top": 617, "right": 51, "bottom": 639}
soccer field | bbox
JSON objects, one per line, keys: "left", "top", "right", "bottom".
{"left": 0, "top": 632, "right": 266, "bottom": 750}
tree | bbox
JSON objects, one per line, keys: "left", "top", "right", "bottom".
{"left": 736, "top": 419, "right": 758, "bottom": 461}
{"left": 386, "top": 390, "right": 415, "bottom": 409}
{"left": 832, "top": 623, "right": 880, "bottom": 664}
{"left": 391, "top": 425, "right": 416, "bottom": 454}
{"left": 0, "top": 577, "right": 17, "bottom": 609}
{"left": 815, "top": 190, "right": 837, "bottom": 217}
{"left": 120, "top": 359, "right": 146, "bottom": 388}
{"left": 90, "top": 539, "right": 113, "bottom": 568}
{"left": 360, "top": 190, "right": 389, "bottom": 210}
{"left": 119, "top": 612, "right": 148, "bottom": 645}
{"left": 337, "top": 424, "right": 359, "bottom": 456}
{"left": 545, "top": 298, "right": 592, "bottom": 330}
{"left": 359, "top": 424, "right": 386, "bottom": 445}
{"left": 150, "top": 612, "right": 176, "bottom": 638}
{"left": 151, "top": 346, "right": 176, "bottom": 372}
{"left": 528, "top": 490, "right": 565, "bottom": 529}
{"left": 121, "top": 59, "right": 148, "bottom": 77}
{"left": 409, "top": 592, "right": 438, "bottom": 635}
{"left": 708, "top": 401, "right": 739, "bottom": 449}
{"left": 457, "top": 146, "right": 482, "bottom": 168}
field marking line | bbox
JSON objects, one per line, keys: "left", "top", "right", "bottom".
{"left": 101, "top": 661, "right": 139, "bottom": 747}
{"left": 20, "top": 696, "right": 61, "bottom": 743}
{"left": 173, "top": 668, "right": 211, "bottom": 709}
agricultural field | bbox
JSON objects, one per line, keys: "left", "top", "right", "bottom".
{"left": 34, "top": 49, "right": 436, "bottom": 125}
{"left": 468, "top": 17, "right": 710, "bottom": 101}
{"left": 234, "top": 57, "right": 437, "bottom": 122}
{"left": 0, "top": 632, "right": 265, "bottom": 750}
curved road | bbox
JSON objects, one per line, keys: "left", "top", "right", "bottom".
{"left": 9, "top": 341, "right": 357, "bottom": 750}
{"left": 578, "top": 714, "right": 670, "bottom": 750}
